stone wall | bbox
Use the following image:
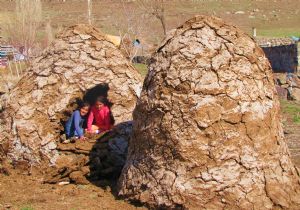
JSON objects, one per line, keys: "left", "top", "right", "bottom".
{"left": 261, "top": 44, "right": 297, "bottom": 73}
{"left": 255, "top": 37, "right": 298, "bottom": 73}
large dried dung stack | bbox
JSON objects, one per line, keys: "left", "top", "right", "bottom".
{"left": 0, "top": 24, "right": 143, "bottom": 165}
{"left": 44, "top": 122, "right": 132, "bottom": 185}
{"left": 118, "top": 16, "right": 300, "bottom": 209}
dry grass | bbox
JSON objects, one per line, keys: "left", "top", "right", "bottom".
{"left": 0, "top": 62, "right": 27, "bottom": 93}
{"left": 0, "top": 0, "right": 299, "bottom": 53}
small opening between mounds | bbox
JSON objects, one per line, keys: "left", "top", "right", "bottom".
{"left": 45, "top": 83, "right": 130, "bottom": 194}
{"left": 58, "top": 83, "right": 111, "bottom": 137}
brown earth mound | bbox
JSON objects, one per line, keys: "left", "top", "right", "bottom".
{"left": 44, "top": 122, "right": 132, "bottom": 185}
{"left": 118, "top": 16, "right": 300, "bottom": 209}
{"left": 0, "top": 24, "right": 143, "bottom": 166}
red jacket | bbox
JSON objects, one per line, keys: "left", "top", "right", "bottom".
{"left": 87, "top": 105, "right": 112, "bottom": 131}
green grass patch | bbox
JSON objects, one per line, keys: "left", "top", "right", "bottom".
{"left": 257, "top": 28, "right": 300, "bottom": 37}
{"left": 293, "top": 114, "right": 300, "bottom": 124}
{"left": 20, "top": 206, "right": 34, "bottom": 210}
{"left": 281, "top": 100, "right": 300, "bottom": 123}
{"left": 133, "top": 63, "right": 148, "bottom": 77}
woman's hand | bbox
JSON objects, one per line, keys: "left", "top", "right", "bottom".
{"left": 85, "top": 129, "right": 93, "bottom": 134}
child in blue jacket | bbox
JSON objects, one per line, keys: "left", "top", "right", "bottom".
{"left": 65, "top": 101, "right": 90, "bottom": 140}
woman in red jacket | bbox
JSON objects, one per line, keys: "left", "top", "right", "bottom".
{"left": 87, "top": 96, "right": 114, "bottom": 134}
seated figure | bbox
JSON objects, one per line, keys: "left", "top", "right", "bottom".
{"left": 65, "top": 101, "right": 90, "bottom": 141}
{"left": 87, "top": 96, "right": 114, "bottom": 134}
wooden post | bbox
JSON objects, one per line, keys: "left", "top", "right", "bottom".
{"left": 252, "top": 27, "right": 257, "bottom": 37}
{"left": 87, "top": 0, "right": 92, "bottom": 25}
{"left": 14, "top": 60, "right": 20, "bottom": 78}
{"left": 18, "top": 61, "right": 22, "bottom": 75}
{"left": 8, "top": 61, "right": 13, "bottom": 76}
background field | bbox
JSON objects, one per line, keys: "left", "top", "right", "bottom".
{"left": 0, "top": 0, "right": 299, "bottom": 53}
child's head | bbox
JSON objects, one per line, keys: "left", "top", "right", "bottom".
{"left": 78, "top": 101, "right": 90, "bottom": 116}
{"left": 95, "top": 96, "right": 109, "bottom": 110}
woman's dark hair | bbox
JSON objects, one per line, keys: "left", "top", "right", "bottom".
{"left": 96, "top": 96, "right": 115, "bottom": 125}
{"left": 83, "top": 83, "right": 109, "bottom": 105}
{"left": 96, "top": 96, "right": 112, "bottom": 108}
{"left": 77, "top": 100, "right": 90, "bottom": 109}
{"left": 110, "top": 112, "right": 115, "bottom": 125}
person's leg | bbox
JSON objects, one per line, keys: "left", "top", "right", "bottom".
{"left": 63, "top": 128, "right": 75, "bottom": 143}
{"left": 74, "top": 127, "right": 84, "bottom": 137}
{"left": 65, "top": 129, "right": 74, "bottom": 139}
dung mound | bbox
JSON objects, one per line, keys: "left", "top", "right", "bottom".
{"left": 44, "top": 122, "right": 132, "bottom": 185}
{"left": 0, "top": 24, "right": 143, "bottom": 166}
{"left": 118, "top": 16, "right": 300, "bottom": 209}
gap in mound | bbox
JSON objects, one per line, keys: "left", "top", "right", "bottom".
{"left": 44, "top": 122, "right": 133, "bottom": 198}
{"left": 44, "top": 83, "right": 133, "bottom": 198}
{"left": 58, "top": 83, "right": 110, "bottom": 136}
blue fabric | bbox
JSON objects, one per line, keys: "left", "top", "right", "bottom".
{"left": 65, "top": 110, "right": 85, "bottom": 138}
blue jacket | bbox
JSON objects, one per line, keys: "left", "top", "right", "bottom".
{"left": 65, "top": 110, "right": 85, "bottom": 138}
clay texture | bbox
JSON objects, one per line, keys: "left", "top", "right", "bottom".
{"left": 44, "top": 122, "right": 132, "bottom": 185}
{"left": 118, "top": 16, "right": 300, "bottom": 209}
{"left": 0, "top": 24, "right": 142, "bottom": 165}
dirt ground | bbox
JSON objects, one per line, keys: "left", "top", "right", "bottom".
{"left": 282, "top": 100, "right": 300, "bottom": 168}
{"left": 0, "top": 171, "right": 146, "bottom": 210}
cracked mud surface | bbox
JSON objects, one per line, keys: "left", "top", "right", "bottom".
{"left": 0, "top": 24, "right": 143, "bottom": 166}
{"left": 118, "top": 16, "right": 300, "bottom": 209}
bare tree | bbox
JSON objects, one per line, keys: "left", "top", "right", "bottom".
{"left": 112, "top": 0, "right": 146, "bottom": 62}
{"left": 45, "top": 21, "right": 54, "bottom": 46}
{"left": 4, "top": 0, "right": 42, "bottom": 57}
{"left": 137, "top": 0, "right": 167, "bottom": 36}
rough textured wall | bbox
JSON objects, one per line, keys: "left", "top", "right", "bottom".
{"left": 262, "top": 44, "right": 297, "bottom": 73}
{"left": 0, "top": 24, "right": 143, "bottom": 166}
{"left": 118, "top": 16, "right": 300, "bottom": 209}
{"left": 44, "top": 122, "right": 132, "bottom": 185}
